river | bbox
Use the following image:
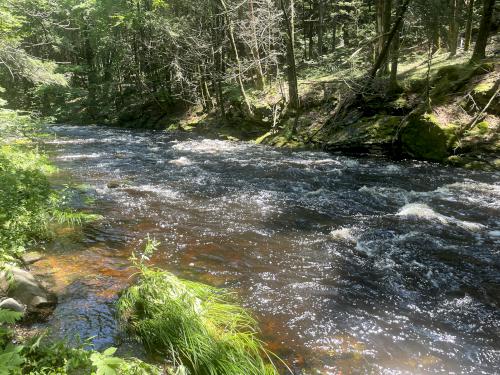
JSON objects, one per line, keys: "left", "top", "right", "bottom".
{"left": 33, "top": 124, "right": 500, "bottom": 374}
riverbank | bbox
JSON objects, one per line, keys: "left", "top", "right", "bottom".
{"left": 0, "top": 113, "right": 281, "bottom": 374}
{"left": 118, "top": 53, "right": 499, "bottom": 171}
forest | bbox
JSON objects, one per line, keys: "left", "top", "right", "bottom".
{"left": 0, "top": 0, "right": 499, "bottom": 374}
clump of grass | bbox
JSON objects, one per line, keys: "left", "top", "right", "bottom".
{"left": 117, "top": 255, "right": 280, "bottom": 375}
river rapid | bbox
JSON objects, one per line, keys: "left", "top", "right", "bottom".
{"left": 34, "top": 124, "right": 500, "bottom": 374}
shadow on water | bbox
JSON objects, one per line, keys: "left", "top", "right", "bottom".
{"left": 31, "top": 124, "right": 500, "bottom": 374}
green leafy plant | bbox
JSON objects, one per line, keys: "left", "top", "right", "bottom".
{"left": 0, "top": 344, "right": 25, "bottom": 375}
{"left": 90, "top": 347, "right": 125, "bottom": 375}
{"left": 0, "top": 308, "right": 25, "bottom": 374}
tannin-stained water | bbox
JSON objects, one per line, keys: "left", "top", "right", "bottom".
{"left": 33, "top": 124, "right": 500, "bottom": 374}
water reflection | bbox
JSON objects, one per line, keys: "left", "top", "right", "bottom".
{"left": 35, "top": 125, "right": 500, "bottom": 374}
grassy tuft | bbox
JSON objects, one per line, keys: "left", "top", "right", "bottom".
{"left": 117, "top": 266, "right": 280, "bottom": 375}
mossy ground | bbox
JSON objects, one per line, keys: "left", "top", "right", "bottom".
{"left": 128, "top": 53, "right": 499, "bottom": 170}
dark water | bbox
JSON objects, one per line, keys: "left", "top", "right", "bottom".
{"left": 35, "top": 125, "right": 500, "bottom": 374}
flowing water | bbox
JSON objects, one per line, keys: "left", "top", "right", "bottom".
{"left": 34, "top": 124, "right": 500, "bottom": 374}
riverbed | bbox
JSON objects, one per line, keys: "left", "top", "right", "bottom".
{"left": 33, "top": 124, "right": 500, "bottom": 374}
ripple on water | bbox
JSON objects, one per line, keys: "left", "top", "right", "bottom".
{"left": 38, "top": 124, "right": 500, "bottom": 374}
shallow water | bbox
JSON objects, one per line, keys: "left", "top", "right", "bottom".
{"left": 34, "top": 124, "right": 500, "bottom": 374}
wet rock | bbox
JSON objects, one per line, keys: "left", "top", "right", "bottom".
{"left": 0, "top": 298, "right": 26, "bottom": 313}
{"left": 107, "top": 180, "right": 122, "bottom": 189}
{"left": 0, "top": 267, "right": 56, "bottom": 314}
{"left": 21, "top": 251, "right": 44, "bottom": 265}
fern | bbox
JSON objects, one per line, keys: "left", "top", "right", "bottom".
{"left": 0, "top": 308, "right": 23, "bottom": 324}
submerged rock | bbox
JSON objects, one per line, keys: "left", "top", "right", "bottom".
{"left": 107, "top": 180, "right": 122, "bottom": 189}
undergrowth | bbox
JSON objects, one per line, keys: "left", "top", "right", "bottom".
{"left": 0, "top": 307, "right": 162, "bottom": 374}
{"left": 0, "top": 109, "right": 99, "bottom": 262}
{"left": 117, "top": 240, "right": 281, "bottom": 375}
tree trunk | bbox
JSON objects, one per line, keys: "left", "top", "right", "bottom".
{"left": 331, "top": 20, "right": 337, "bottom": 52}
{"left": 375, "top": 0, "right": 384, "bottom": 59}
{"left": 280, "top": 0, "right": 300, "bottom": 109}
{"left": 390, "top": 1, "right": 401, "bottom": 90}
{"left": 218, "top": 0, "right": 253, "bottom": 116}
{"left": 464, "top": 0, "right": 475, "bottom": 51}
{"left": 432, "top": 21, "right": 441, "bottom": 52}
{"left": 448, "top": 0, "right": 459, "bottom": 56}
{"left": 248, "top": 0, "right": 265, "bottom": 89}
{"left": 382, "top": 0, "right": 392, "bottom": 74}
{"left": 308, "top": 1, "right": 314, "bottom": 59}
{"left": 318, "top": 0, "right": 324, "bottom": 56}
{"left": 369, "top": 0, "right": 411, "bottom": 79}
{"left": 83, "top": 27, "right": 97, "bottom": 119}
{"left": 471, "top": 0, "right": 494, "bottom": 61}
{"left": 343, "top": 23, "right": 350, "bottom": 47}
{"left": 211, "top": 5, "right": 226, "bottom": 119}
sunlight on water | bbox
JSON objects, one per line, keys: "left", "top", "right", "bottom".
{"left": 36, "top": 125, "right": 500, "bottom": 374}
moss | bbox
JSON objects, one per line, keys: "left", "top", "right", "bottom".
{"left": 464, "top": 161, "right": 489, "bottom": 170}
{"left": 390, "top": 96, "right": 408, "bottom": 110}
{"left": 446, "top": 155, "right": 465, "bottom": 166}
{"left": 473, "top": 121, "right": 489, "bottom": 135}
{"left": 473, "top": 82, "right": 495, "bottom": 94}
{"left": 428, "top": 62, "right": 494, "bottom": 105}
{"left": 255, "top": 131, "right": 273, "bottom": 144}
{"left": 401, "top": 113, "right": 449, "bottom": 161}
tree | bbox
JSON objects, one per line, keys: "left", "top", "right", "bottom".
{"left": 280, "top": 0, "right": 300, "bottom": 109}
{"left": 471, "top": 0, "right": 495, "bottom": 61}
{"left": 463, "top": 0, "right": 475, "bottom": 51}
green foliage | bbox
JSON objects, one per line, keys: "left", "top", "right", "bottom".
{"left": 0, "top": 308, "right": 23, "bottom": 347}
{"left": 0, "top": 344, "right": 25, "bottom": 375}
{"left": 2, "top": 332, "right": 162, "bottom": 374}
{"left": 0, "top": 136, "right": 54, "bottom": 260}
{"left": 118, "top": 246, "right": 280, "bottom": 375}
{"left": 0, "top": 111, "right": 103, "bottom": 261}
{"left": 90, "top": 347, "right": 126, "bottom": 375}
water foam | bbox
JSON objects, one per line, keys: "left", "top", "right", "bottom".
{"left": 330, "top": 227, "right": 357, "bottom": 244}
{"left": 169, "top": 156, "right": 193, "bottom": 166}
{"left": 397, "top": 203, "right": 485, "bottom": 231}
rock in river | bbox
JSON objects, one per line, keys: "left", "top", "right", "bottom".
{"left": 0, "top": 266, "right": 56, "bottom": 314}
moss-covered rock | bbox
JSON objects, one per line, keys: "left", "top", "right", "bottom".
{"left": 324, "top": 115, "right": 401, "bottom": 154}
{"left": 400, "top": 114, "right": 449, "bottom": 161}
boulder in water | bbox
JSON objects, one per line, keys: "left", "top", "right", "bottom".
{"left": 107, "top": 180, "right": 122, "bottom": 189}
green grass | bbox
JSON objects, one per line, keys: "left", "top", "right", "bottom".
{"left": 117, "top": 266, "right": 280, "bottom": 375}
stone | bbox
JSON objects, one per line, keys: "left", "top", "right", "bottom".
{"left": 107, "top": 180, "right": 121, "bottom": 189}
{"left": 21, "top": 251, "right": 44, "bottom": 265}
{"left": 0, "top": 298, "right": 26, "bottom": 313}
{"left": 30, "top": 295, "right": 49, "bottom": 308}
{"left": 400, "top": 114, "right": 449, "bottom": 161}
{"left": 0, "top": 267, "right": 56, "bottom": 312}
